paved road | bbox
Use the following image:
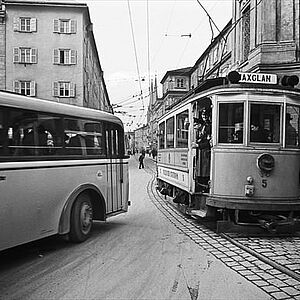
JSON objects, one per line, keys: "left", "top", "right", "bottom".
{"left": 0, "top": 156, "right": 269, "bottom": 299}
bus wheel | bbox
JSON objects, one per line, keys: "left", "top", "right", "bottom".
{"left": 69, "top": 193, "right": 93, "bottom": 242}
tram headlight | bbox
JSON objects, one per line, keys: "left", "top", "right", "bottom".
{"left": 227, "top": 71, "right": 241, "bottom": 84}
{"left": 281, "top": 75, "right": 299, "bottom": 87}
{"left": 257, "top": 153, "right": 275, "bottom": 174}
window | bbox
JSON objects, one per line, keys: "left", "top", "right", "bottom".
{"left": 53, "top": 49, "right": 77, "bottom": 65}
{"left": 53, "top": 19, "right": 77, "bottom": 34}
{"left": 285, "top": 105, "right": 300, "bottom": 147}
{"left": 213, "top": 47, "right": 218, "bottom": 64}
{"left": 105, "top": 125, "right": 124, "bottom": 158}
{"left": 250, "top": 104, "right": 281, "bottom": 143}
{"left": 13, "top": 81, "right": 36, "bottom": 96}
{"left": 13, "top": 47, "right": 37, "bottom": 64}
{"left": 159, "top": 122, "right": 165, "bottom": 149}
{"left": 176, "top": 110, "right": 189, "bottom": 148}
{"left": 64, "top": 119, "right": 106, "bottom": 156}
{"left": 14, "top": 17, "right": 37, "bottom": 32}
{"left": 0, "top": 106, "right": 124, "bottom": 160}
{"left": 53, "top": 82, "right": 75, "bottom": 97}
{"left": 176, "top": 78, "right": 185, "bottom": 88}
{"left": 2, "top": 109, "right": 63, "bottom": 157}
{"left": 242, "top": 6, "right": 250, "bottom": 61}
{"left": 166, "top": 117, "right": 174, "bottom": 148}
{"left": 218, "top": 103, "right": 244, "bottom": 143}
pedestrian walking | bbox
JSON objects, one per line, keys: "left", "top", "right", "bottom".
{"left": 138, "top": 153, "right": 145, "bottom": 169}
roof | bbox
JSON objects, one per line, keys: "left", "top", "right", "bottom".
{"left": 160, "top": 67, "right": 192, "bottom": 84}
{"left": 0, "top": 90, "right": 123, "bottom": 127}
{"left": 4, "top": 0, "right": 86, "bottom": 6}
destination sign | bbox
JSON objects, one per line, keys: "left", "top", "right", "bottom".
{"left": 239, "top": 72, "right": 277, "bottom": 84}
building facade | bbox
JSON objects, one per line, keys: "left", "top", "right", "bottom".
{"left": 232, "top": 0, "right": 300, "bottom": 82}
{"left": 134, "top": 124, "right": 149, "bottom": 153}
{"left": 147, "top": 0, "right": 300, "bottom": 144}
{"left": 0, "top": 0, "right": 112, "bottom": 112}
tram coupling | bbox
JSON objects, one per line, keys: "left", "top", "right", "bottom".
{"left": 258, "top": 213, "right": 300, "bottom": 234}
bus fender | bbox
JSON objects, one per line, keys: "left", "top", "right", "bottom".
{"left": 58, "top": 183, "right": 106, "bottom": 235}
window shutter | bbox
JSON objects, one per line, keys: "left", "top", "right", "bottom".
{"left": 53, "top": 81, "right": 59, "bottom": 96}
{"left": 70, "top": 50, "right": 77, "bottom": 64}
{"left": 13, "top": 48, "right": 19, "bottom": 63}
{"left": 30, "top": 18, "right": 37, "bottom": 32}
{"left": 13, "top": 80, "right": 20, "bottom": 93}
{"left": 13, "top": 17, "right": 20, "bottom": 31}
{"left": 31, "top": 48, "right": 37, "bottom": 63}
{"left": 53, "top": 49, "right": 59, "bottom": 64}
{"left": 30, "top": 81, "right": 36, "bottom": 96}
{"left": 70, "top": 83, "right": 76, "bottom": 97}
{"left": 53, "top": 19, "right": 59, "bottom": 32}
{"left": 70, "top": 20, "right": 77, "bottom": 33}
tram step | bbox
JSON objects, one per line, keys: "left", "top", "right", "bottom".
{"left": 190, "top": 209, "right": 207, "bottom": 218}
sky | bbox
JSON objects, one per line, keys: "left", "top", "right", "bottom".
{"left": 84, "top": 0, "right": 233, "bottom": 131}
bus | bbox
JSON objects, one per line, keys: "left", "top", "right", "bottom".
{"left": 157, "top": 72, "right": 300, "bottom": 232}
{"left": 0, "top": 91, "right": 129, "bottom": 251}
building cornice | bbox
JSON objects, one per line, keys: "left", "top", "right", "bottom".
{"left": 4, "top": 0, "right": 87, "bottom": 8}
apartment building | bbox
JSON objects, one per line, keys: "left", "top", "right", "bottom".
{"left": 0, "top": 0, "right": 112, "bottom": 112}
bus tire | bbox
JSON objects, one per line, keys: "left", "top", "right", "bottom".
{"left": 69, "top": 193, "right": 93, "bottom": 242}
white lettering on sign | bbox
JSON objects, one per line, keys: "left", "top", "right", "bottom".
{"left": 240, "top": 73, "right": 277, "bottom": 85}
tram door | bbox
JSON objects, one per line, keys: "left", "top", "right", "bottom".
{"left": 105, "top": 126, "right": 123, "bottom": 213}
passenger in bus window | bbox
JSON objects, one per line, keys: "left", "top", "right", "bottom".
{"left": 286, "top": 113, "right": 297, "bottom": 146}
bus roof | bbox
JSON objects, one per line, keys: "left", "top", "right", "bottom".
{"left": 0, "top": 91, "right": 124, "bottom": 127}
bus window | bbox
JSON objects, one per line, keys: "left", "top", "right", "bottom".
{"left": 218, "top": 103, "right": 244, "bottom": 144}
{"left": 64, "top": 119, "right": 84, "bottom": 155}
{"left": 159, "top": 122, "right": 165, "bottom": 149}
{"left": 176, "top": 110, "right": 189, "bottom": 148}
{"left": 5, "top": 109, "right": 63, "bottom": 157}
{"left": 84, "top": 122, "right": 105, "bottom": 156}
{"left": 250, "top": 104, "right": 280, "bottom": 143}
{"left": 0, "top": 110, "right": 4, "bottom": 154}
{"left": 286, "top": 105, "right": 299, "bottom": 147}
{"left": 166, "top": 117, "right": 174, "bottom": 148}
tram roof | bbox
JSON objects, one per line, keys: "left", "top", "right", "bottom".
{"left": 159, "top": 77, "right": 300, "bottom": 121}
{"left": 0, "top": 90, "right": 123, "bottom": 127}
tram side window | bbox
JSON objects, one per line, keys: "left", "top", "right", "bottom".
{"left": 176, "top": 110, "right": 189, "bottom": 148}
{"left": 2, "top": 108, "right": 63, "bottom": 158}
{"left": 250, "top": 104, "right": 280, "bottom": 143}
{"left": 218, "top": 103, "right": 244, "bottom": 143}
{"left": 166, "top": 117, "right": 174, "bottom": 148}
{"left": 159, "top": 122, "right": 165, "bottom": 149}
{"left": 286, "top": 105, "right": 300, "bottom": 147}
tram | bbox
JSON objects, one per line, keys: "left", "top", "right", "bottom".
{"left": 157, "top": 71, "right": 300, "bottom": 232}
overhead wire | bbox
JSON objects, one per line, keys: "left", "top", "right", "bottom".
{"left": 127, "top": 0, "right": 144, "bottom": 111}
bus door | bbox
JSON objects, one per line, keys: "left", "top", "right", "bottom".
{"left": 105, "top": 126, "right": 123, "bottom": 213}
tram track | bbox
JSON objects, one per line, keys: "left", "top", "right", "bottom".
{"left": 143, "top": 161, "right": 300, "bottom": 299}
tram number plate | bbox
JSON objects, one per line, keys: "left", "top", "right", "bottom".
{"left": 262, "top": 179, "right": 267, "bottom": 188}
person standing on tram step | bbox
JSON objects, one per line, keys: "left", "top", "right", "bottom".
{"left": 139, "top": 153, "right": 145, "bottom": 169}
{"left": 193, "top": 107, "right": 212, "bottom": 191}
{"left": 286, "top": 113, "right": 297, "bottom": 146}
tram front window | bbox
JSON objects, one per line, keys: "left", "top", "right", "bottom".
{"left": 218, "top": 103, "right": 244, "bottom": 144}
{"left": 286, "top": 105, "right": 300, "bottom": 147}
{"left": 250, "top": 104, "right": 280, "bottom": 143}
